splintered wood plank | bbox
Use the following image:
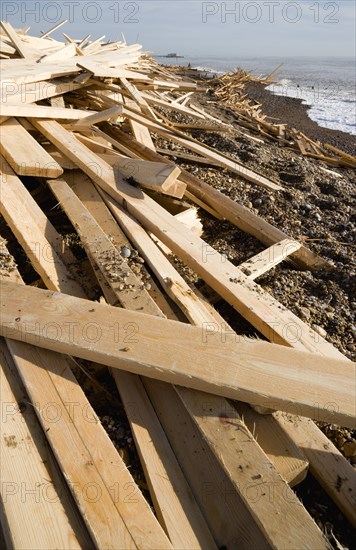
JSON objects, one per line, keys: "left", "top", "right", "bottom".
{"left": 275, "top": 414, "right": 356, "bottom": 527}
{"left": 2, "top": 77, "right": 89, "bottom": 105}
{"left": 0, "top": 338, "right": 92, "bottom": 550}
{"left": 233, "top": 402, "right": 308, "bottom": 486}
{"left": 0, "top": 246, "right": 172, "bottom": 550}
{"left": 102, "top": 125, "right": 327, "bottom": 271}
{"left": 0, "top": 156, "right": 85, "bottom": 296}
{"left": 239, "top": 238, "right": 302, "bottom": 279}
{"left": 174, "top": 387, "right": 329, "bottom": 549}
{"left": 40, "top": 20, "right": 68, "bottom": 40}
{"left": 1, "top": 282, "right": 354, "bottom": 428}
{"left": 0, "top": 118, "right": 63, "bottom": 177}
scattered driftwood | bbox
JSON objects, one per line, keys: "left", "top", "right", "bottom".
{"left": 0, "top": 22, "right": 355, "bottom": 549}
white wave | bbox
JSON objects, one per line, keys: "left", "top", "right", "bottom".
{"left": 266, "top": 80, "right": 356, "bottom": 135}
{"left": 192, "top": 65, "right": 225, "bottom": 75}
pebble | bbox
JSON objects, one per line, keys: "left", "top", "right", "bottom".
{"left": 304, "top": 204, "right": 312, "bottom": 212}
{"left": 298, "top": 306, "right": 311, "bottom": 320}
{"left": 120, "top": 246, "right": 131, "bottom": 258}
{"left": 312, "top": 324, "right": 327, "bottom": 338}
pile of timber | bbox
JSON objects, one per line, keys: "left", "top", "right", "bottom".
{"left": 209, "top": 71, "right": 356, "bottom": 169}
{"left": 0, "top": 22, "right": 355, "bottom": 550}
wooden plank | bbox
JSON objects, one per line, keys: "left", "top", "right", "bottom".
{"left": 0, "top": 246, "right": 173, "bottom": 550}
{"left": 119, "top": 104, "right": 282, "bottom": 191}
{"left": 72, "top": 106, "right": 123, "bottom": 127}
{"left": 145, "top": 379, "right": 270, "bottom": 549}
{"left": 100, "top": 124, "right": 328, "bottom": 271}
{"left": 1, "top": 282, "right": 354, "bottom": 428}
{"left": 0, "top": 60, "right": 81, "bottom": 86}
{"left": 0, "top": 21, "right": 31, "bottom": 58}
{"left": 274, "top": 413, "right": 356, "bottom": 527}
{"left": 233, "top": 402, "right": 308, "bottom": 486}
{"left": 175, "top": 387, "right": 329, "bottom": 549}
{"left": 0, "top": 156, "right": 85, "bottom": 296}
{"left": 0, "top": 104, "right": 94, "bottom": 120}
{"left": 40, "top": 20, "right": 68, "bottom": 40}
{"left": 0, "top": 39, "right": 16, "bottom": 55}
{"left": 0, "top": 118, "right": 63, "bottom": 177}
{"left": 111, "top": 372, "right": 217, "bottom": 550}
{"left": 38, "top": 42, "right": 77, "bottom": 63}
{"left": 124, "top": 96, "right": 156, "bottom": 151}
{"left": 157, "top": 147, "right": 223, "bottom": 167}
{"left": 76, "top": 59, "right": 149, "bottom": 80}
{"left": 98, "top": 153, "right": 184, "bottom": 197}
{"left": 239, "top": 238, "right": 302, "bottom": 279}
{"left": 1, "top": 77, "right": 90, "bottom": 105}
{"left": 0, "top": 338, "right": 92, "bottom": 550}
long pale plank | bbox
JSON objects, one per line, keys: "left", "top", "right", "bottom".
{"left": 124, "top": 95, "right": 156, "bottom": 151}
{"left": 0, "top": 339, "right": 92, "bottom": 550}
{"left": 0, "top": 118, "right": 63, "bottom": 177}
{"left": 1, "top": 77, "right": 89, "bottom": 105}
{"left": 239, "top": 238, "right": 302, "bottom": 279}
{"left": 38, "top": 42, "right": 77, "bottom": 63}
{"left": 1, "top": 281, "right": 354, "bottom": 428}
{"left": 0, "top": 104, "right": 94, "bottom": 120}
{"left": 102, "top": 125, "right": 327, "bottom": 271}
{"left": 76, "top": 59, "right": 149, "bottom": 80}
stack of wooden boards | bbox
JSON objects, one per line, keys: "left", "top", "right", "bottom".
{"left": 208, "top": 70, "right": 356, "bottom": 169}
{"left": 0, "top": 22, "right": 355, "bottom": 550}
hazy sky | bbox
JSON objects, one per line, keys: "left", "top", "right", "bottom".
{"left": 1, "top": 1, "right": 355, "bottom": 57}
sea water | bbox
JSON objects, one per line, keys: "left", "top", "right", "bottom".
{"left": 155, "top": 56, "right": 356, "bottom": 136}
